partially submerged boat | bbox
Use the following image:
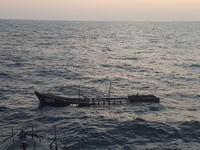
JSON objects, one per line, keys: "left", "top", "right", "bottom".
{"left": 0, "top": 125, "right": 68, "bottom": 150}
{"left": 35, "top": 91, "right": 160, "bottom": 107}
{"left": 34, "top": 91, "right": 90, "bottom": 107}
{"left": 127, "top": 94, "right": 160, "bottom": 103}
{"left": 34, "top": 84, "right": 160, "bottom": 107}
{"left": 35, "top": 91, "right": 75, "bottom": 106}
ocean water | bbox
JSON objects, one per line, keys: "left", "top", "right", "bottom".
{"left": 0, "top": 20, "right": 200, "bottom": 149}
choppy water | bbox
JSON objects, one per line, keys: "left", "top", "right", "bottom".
{"left": 0, "top": 20, "right": 200, "bottom": 149}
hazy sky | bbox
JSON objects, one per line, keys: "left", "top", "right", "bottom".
{"left": 0, "top": 0, "right": 200, "bottom": 21}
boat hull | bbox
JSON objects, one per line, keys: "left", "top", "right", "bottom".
{"left": 127, "top": 95, "right": 160, "bottom": 103}
{"left": 34, "top": 91, "right": 160, "bottom": 107}
{"left": 34, "top": 91, "right": 90, "bottom": 107}
{"left": 35, "top": 91, "right": 76, "bottom": 106}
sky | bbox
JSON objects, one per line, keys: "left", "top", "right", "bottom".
{"left": 0, "top": 0, "right": 200, "bottom": 21}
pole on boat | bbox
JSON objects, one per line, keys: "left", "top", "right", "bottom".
{"left": 54, "top": 125, "right": 58, "bottom": 150}
{"left": 108, "top": 83, "right": 111, "bottom": 105}
{"left": 78, "top": 85, "right": 81, "bottom": 104}
{"left": 78, "top": 85, "right": 81, "bottom": 98}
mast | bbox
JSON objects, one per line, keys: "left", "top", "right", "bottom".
{"left": 78, "top": 85, "right": 80, "bottom": 99}
{"left": 108, "top": 83, "right": 111, "bottom": 105}
{"left": 78, "top": 85, "right": 81, "bottom": 104}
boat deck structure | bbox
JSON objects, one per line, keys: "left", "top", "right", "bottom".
{"left": 0, "top": 126, "right": 68, "bottom": 150}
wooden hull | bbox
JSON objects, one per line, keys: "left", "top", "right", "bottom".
{"left": 35, "top": 91, "right": 77, "bottom": 106}
{"left": 34, "top": 91, "right": 160, "bottom": 107}
{"left": 77, "top": 102, "right": 94, "bottom": 107}
{"left": 127, "top": 95, "right": 160, "bottom": 103}
{"left": 34, "top": 91, "right": 91, "bottom": 107}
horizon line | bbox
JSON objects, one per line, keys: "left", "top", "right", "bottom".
{"left": 0, "top": 18, "right": 200, "bottom": 22}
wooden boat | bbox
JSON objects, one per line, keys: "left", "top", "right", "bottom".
{"left": 0, "top": 125, "right": 68, "bottom": 150}
{"left": 34, "top": 84, "right": 160, "bottom": 106}
{"left": 34, "top": 91, "right": 89, "bottom": 107}
{"left": 127, "top": 94, "right": 160, "bottom": 103}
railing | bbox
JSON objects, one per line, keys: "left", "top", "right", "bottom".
{"left": 0, "top": 131, "right": 20, "bottom": 150}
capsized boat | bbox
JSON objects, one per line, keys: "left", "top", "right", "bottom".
{"left": 127, "top": 94, "right": 160, "bottom": 103}
{"left": 0, "top": 125, "right": 68, "bottom": 150}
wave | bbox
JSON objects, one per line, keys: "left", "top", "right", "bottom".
{"left": 0, "top": 72, "right": 9, "bottom": 77}
{"left": 6, "top": 62, "right": 25, "bottom": 67}
{"left": 0, "top": 106, "right": 9, "bottom": 112}
{"left": 190, "top": 64, "right": 200, "bottom": 68}
{"left": 115, "top": 118, "right": 181, "bottom": 142}
{"left": 178, "top": 120, "right": 200, "bottom": 142}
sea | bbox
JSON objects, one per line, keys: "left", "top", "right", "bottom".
{"left": 0, "top": 20, "right": 200, "bottom": 150}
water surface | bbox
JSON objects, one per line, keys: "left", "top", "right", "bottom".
{"left": 0, "top": 20, "right": 200, "bottom": 149}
